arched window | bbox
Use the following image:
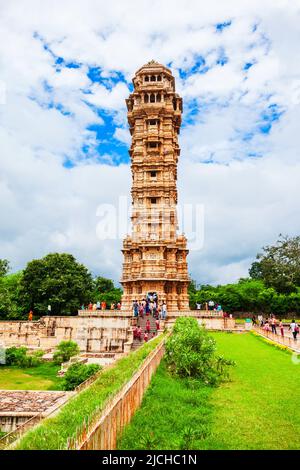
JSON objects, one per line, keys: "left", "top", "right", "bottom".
{"left": 157, "top": 94, "right": 161, "bottom": 102}
{"left": 150, "top": 93, "right": 155, "bottom": 103}
{"left": 144, "top": 94, "right": 149, "bottom": 103}
{"left": 145, "top": 75, "right": 149, "bottom": 82}
{"left": 157, "top": 75, "right": 162, "bottom": 81}
{"left": 150, "top": 75, "right": 156, "bottom": 82}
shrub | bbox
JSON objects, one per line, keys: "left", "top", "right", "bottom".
{"left": 63, "top": 363, "right": 101, "bottom": 391}
{"left": 53, "top": 340, "right": 80, "bottom": 365}
{"left": 165, "top": 317, "right": 234, "bottom": 386}
{"left": 4, "top": 347, "right": 44, "bottom": 367}
{"left": 5, "top": 346, "right": 28, "bottom": 366}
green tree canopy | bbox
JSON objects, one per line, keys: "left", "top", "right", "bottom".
{"left": 93, "top": 276, "right": 115, "bottom": 293}
{"left": 20, "top": 253, "right": 93, "bottom": 316}
{"left": 249, "top": 235, "right": 300, "bottom": 293}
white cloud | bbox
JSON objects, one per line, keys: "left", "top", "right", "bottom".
{"left": 0, "top": 0, "right": 300, "bottom": 285}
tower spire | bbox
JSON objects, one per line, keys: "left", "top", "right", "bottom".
{"left": 121, "top": 62, "right": 190, "bottom": 312}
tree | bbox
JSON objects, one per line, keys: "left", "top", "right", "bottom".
{"left": 53, "top": 340, "right": 80, "bottom": 365}
{"left": 0, "top": 259, "right": 10, "bottom": 277}
{"left": 0, "top": 272, "right": 23, "bottom": 319}
{"left": 93, "top": 276, "right": 115, "bottom": 293}
{"left": 20, "top": 253, "right": 93, "bottom": 316}
{"left": 249, "top": 235, "right": 300, "bottom": 294}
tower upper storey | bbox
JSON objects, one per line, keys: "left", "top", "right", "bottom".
{"left": 126, "top": 60, "right": 182, "bottom": 130}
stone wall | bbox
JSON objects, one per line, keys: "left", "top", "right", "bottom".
{"left": 0, "top": 314, "right": 134, "bottom": 353}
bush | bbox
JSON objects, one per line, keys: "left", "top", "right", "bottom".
{"left": 165, "top": 317, "right": 234, "bottom": 386}
{"left": 53, "top": 340, "right": 80, "bottom": 365}
{"left": 63, "top": 363, "right": 101, "bottom": 391}
{"left": 4, "top": 347, "right": 43, "bottom": 367}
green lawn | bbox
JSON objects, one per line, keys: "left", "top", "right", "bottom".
{"left": 118, "top": 332, "right": 300, "bottom": 450}
{"left": 0, "top": 363, "right": 63, "bottom": 390}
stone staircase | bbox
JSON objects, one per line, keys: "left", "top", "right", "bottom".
{"left": 132, "top": 315, "right": 158, "bottom": 350}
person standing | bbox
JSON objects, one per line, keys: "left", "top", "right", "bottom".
{"left": 289, "top": 320, "right": 299, "bottom": 341}
{"left": 271, "top": 316, "right": 277, "bottom": 334}
{"left": 161, "top": 301, "right": 167, "bottom": 320}
{"left": 279, "top": 320, "right": 284, "bottom": 337}
{"left": 146, "top": 319, "right": 151, "bottom": 333}
{"left": 28, "top": 310, "right": 33, "bottom": 321}
{"left": 47, "top": 305, "right": 51, "bottom": 316}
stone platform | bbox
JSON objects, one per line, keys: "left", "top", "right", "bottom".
{"left": 0, "top": 390, "right": 72, "bottom": 433}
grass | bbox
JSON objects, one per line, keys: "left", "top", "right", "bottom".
{"left": 118, "top": 332, "right": 300, "bottom": 450}
{"left": 0, "top": 363, "right": 63, "bottom": 390}
{"left": 118, "top": 361, "right": 214, "bottom": 450}
{"left": 14, "top": 334, "right": 165, "bottom": 450}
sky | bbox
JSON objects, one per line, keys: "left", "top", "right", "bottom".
{"left": 0, "top": 0, "right": 300, "bottom": 286}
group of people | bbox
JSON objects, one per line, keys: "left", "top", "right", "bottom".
{"left": 195, "top": 300, "right": 223, "bottom": 312}
{"left": 82, "top": 301, "right": 122, "bottom": 311}
{"left": 252, "top": 314, "right": 299, "bottom": 340}
{"left": 133, "top": 318, "right": 160, "bottom": 343}
{"left": 132, "top": 296, "right": 167, "bottom": 320}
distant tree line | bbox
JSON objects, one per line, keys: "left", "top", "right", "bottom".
{"left": 1, "top": 235, "right": 300, "bottom": 319}
{"left": 0, "top": 253, "right": 122, "bottom": 319}
{"left": 189, "top": 235, "right": 300, "bottom": 317}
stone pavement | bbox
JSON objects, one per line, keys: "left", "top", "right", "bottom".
{"left": 0, "top": 390, "right": 71, "bottom": 415}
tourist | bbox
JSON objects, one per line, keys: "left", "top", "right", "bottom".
{"left": 133, "top": 300, "right": 139, "bottom": 317}
{"left": 146, "top": 319, "right": 151, "bottom": 333}
{"left": 155, "top": 319, "right": 160, "bottom": 331}
{"left": 257, "top": 314, "right": 263, "bottom": 326}
{"left": 139, "top": 303, "right": 144, "bottom": 318}
{"left": 137, "top": 326, "right": 142, "bottom": 341}
{"left": 252, "top": 315, "right": 257, "bottom": 326}
{"left": 208, "top": 300, "right": 215, "bottom": 311}
{"left": 117, "top": 302, "right": 121, "bottom": 310}
{"left": 101, "top": 301, "right": 106, "bottom": 310}
{"left": 279, "top": 320, "right": 284, "bottom": 337}
{"left": 271, "top": 316, "right": 277, "bottom": 334}
{"left": 92, "top": 303, "right": 97, "bottom": 311}
{"left": 161, "top": 301, "right": 167, "bottom": 320}
{"left": 96, "top": 301, "right": 101, "bottom": 310}
{"left": 144, "top": 332, "right": 149, "bottom": 342}
{"left": 263, "top": 320, "right": 270, "bottom": 332}
{"left": 88, "top": 302, "right": 93, "bottom": 310}
{"left": 289, "top": 319, "right": 299, "bottom": 341}
{"left": 110, "top": 303, "right": 115, "bottom": 310}
{"left": 205, "top": 302, "right": 208, "bottom": 311}
{"left": 81, "top": 304, "right": 85, "bottom": 310}
{"left": 196, "top": 302, "right": 201, "bottom": 310}
{"left": 28, "top": 310, "right": 33, "bottom": 321}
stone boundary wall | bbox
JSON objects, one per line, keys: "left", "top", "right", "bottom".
{"left": 253, "top": 326, "right": 300, "bottom": 353}
{"left": 67, "top": 337, "right": 166, "bottom": 450}
{"left": 0, "top": 315, "right": 134, "bottom": 353}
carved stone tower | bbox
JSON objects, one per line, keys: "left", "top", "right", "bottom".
{"left": 121, "top": 61, "right": 190, "bottom": 312}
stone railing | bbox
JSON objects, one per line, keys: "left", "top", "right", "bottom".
{"left": 0, "top": 414, "right": 43, "bottom": 450}
{"left": 67, "top": 336, "right": 167, "bottom": 450}
{"left": 253, "top": 326, "right": 300, "bottom": 353}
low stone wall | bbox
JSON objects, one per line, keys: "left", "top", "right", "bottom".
{"left": 0, "top": 315, "right": 134, "bottom": 353}
{"left": 67, "top": 337, "right": 166, "bottom": 450}
{"left": 165, "top": 314, "right": 235, "bottom": 330}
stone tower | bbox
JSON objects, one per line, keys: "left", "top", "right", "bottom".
{"left": 121, "top": 61, "right": 190, "bottom": 312}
